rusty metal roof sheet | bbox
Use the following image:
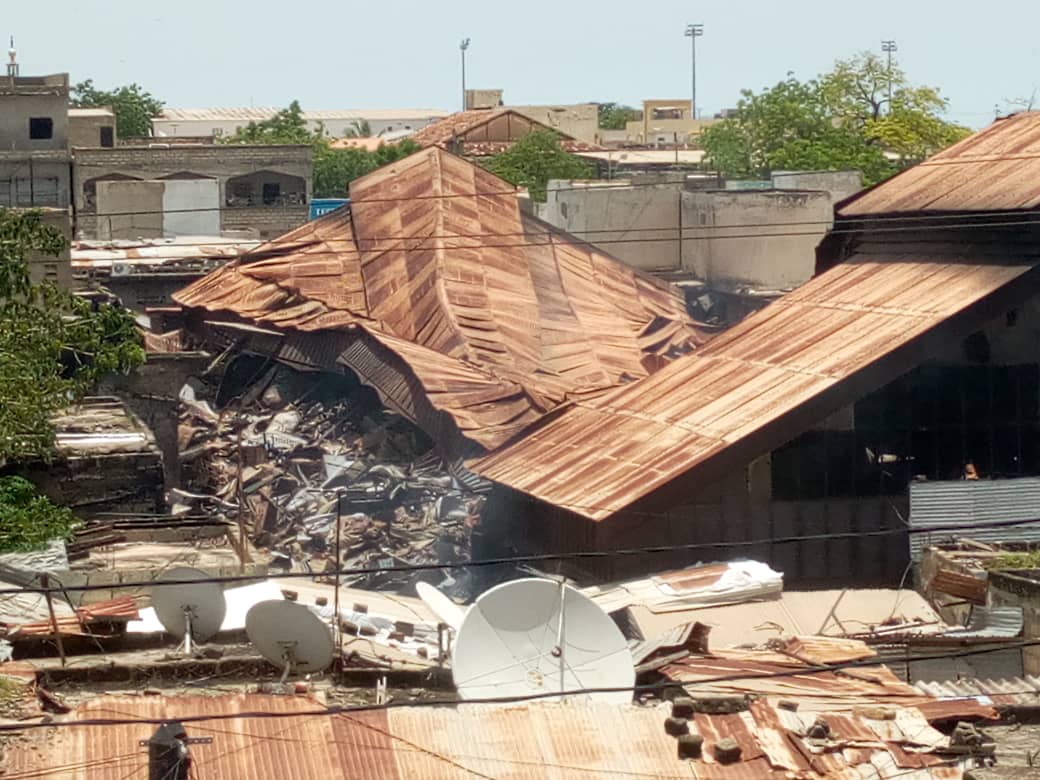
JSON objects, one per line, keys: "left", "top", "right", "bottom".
{"left": 175, "top": 147, "right": 701, "bottom": 450}
{"left": 408, "top": 108, "right": 601, "bottom": 153}
{"left": 840, "top": 111, "right": 1040, "bottom": 215}
{"left": 471, "top": 254, "right": 1039, "bottom": 519}
{"left": 5, "top": 695, "right": 970, "bottom": 779}
{"left": 915, "top": 675, "right": 1040, "bottom": 708}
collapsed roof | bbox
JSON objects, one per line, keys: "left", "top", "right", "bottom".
{"left": 174, "top": 147, "right": 703, "bottom": 450}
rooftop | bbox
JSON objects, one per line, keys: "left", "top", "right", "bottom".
{"left": 409, "top": 108, "right": 602, "bottom": 154}
{"left": 174, "top": 146, "right": 702, "bottom": 451}
{"left": 839, "top": 111, "right": 1040, "bottom": 216}
{"left": 156, "top": 107, "right": 451, "bottom": 122}
{"left": 471, "top": 248, "right": 1040, "bottom": 519}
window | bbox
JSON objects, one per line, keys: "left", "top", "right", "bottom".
{"left": 100, "top": 126, "right": 114, "bottom": 148}
{"left": 262, "top": 182, "right": 281, "bottom": 205}
{"left": 29, "top": 117, "right": 54, "bottom": 140}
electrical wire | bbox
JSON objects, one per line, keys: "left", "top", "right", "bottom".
{"left": 2, "top": 640, "right": 1039, "bottom": 733}
{"left": 6, "top": 514, "right": 1040, "bottom": 597}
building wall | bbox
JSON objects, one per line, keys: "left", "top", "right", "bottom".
{"left": 0, "top": 78, "right": 69, "bottom": 152}
{"left": 73, "top": 145, "right": 312, "bottom": 239}
{"left": 772, "top": 170, "right": 863, "bottom": 203}
{"left": 987, "top": 571, "right": 1040, "bottom": 676}
{"left": 96, "top": 180, "right": 164, "bottom": 239}
{"left": 68, "top": 110, "right": 117, "bottom": 149}
{"left": 681, "top": 189, "right": 832, "bottom": 291}
{"left": 0, "top": 153, "right": 72, "bottom": 208}
{"left": 536, "top": 180, "right": 683, "bottom": 271}
{"left": 510, "top": 104, "right": 599, "bottom": 145}
{"left": 22, "top": 207, "right": 73, "bottom": 290}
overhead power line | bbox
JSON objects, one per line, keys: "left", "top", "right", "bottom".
{"left": 4, "top": 514, "right": 1039, "bottom": 597}
{"left": 1, "top": 639, "right": 1038, "bottom": 733}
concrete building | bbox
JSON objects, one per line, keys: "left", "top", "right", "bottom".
{"left": 72, "top": 144, "right": 313, "bottom": 239}
{"left": 537, "top": 169, "right": 861, "bottom": 318}
{"left": 0, "top": 63, "right": 71, "bottom": 209}
{"left": 68, "top": 106, "right": 116, "bottom": 148}
{"left": 622, "top": 100, "right": 718, "bottom": 146}
{"left": 152, "top": 108, "right": 450, "bottom": 139}
{"left": 463, "top": 89, "right": 599, "bottom": 145}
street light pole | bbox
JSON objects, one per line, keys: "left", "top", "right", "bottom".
{"left": 882, "top": 40, "right": 897, "bottom": 113}
{"left": 460, "top": 38, "right": 470, "bottom": 111}
{"left": 685, "top": 24, "right": 704, "bottom": 119}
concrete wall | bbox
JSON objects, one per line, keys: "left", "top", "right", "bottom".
{"left": 537, "top": 180, "right": 683, "bottom": 271}
{"left": 0, "top": 153, "right": 72, "bottom": 208}
{"left": 987, "top": 571, "right": 1040, "bottom": 676}
{"left": 68, "top": 110, "right": 116, "bottom": 149}
{"left": 74, "top": 145, "right": 311, "bottom": 239}
{"left": 772, "top": 170, "right": 863, "bottom": 203}
{"left": 681, "top": 189, "right": 832, "bottom": 291}
{"left": 0, "top": 82, "right": 69, "bottom": 152}
{"left": 536, "top": 181, "right": 832, "bottom": 290}
{"left": 97, "top": 180, "right": 164, "bottom": 239}
{"left": 23, "top": 207, "right": 73, "bottom": 290}
{"left": 510, "top": 104, "right": 599, "bottom": 145}
{"left": 163, "top": 179, "right": 220, "bottom": 236}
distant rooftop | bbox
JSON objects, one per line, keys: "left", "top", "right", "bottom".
{"left": 157, "top": 107, "right": 451, "bottom": 122}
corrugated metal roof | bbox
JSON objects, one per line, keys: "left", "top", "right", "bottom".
{"left": 472, "top": 254, "right": 1039, "bottom": 520}
{"left": 941, "top": 606, "right": 1023, "bottom": 639}
{"left": 409, "top": 108, "right": 601, "bottom": 153}
{"left": 839, "top": 111, "right": 1040, "bottom": 215}
{"left": 175, "top": 147, "right": 701, "bottom": 451}
{"left": 915, "top": 675, "right": 1040, "bottom": 707}
{"left": 4, "top": 695, "right": 970, "bottom": 779}
{"left": 909, "top": 478, "right": 1040, "bottom": 557}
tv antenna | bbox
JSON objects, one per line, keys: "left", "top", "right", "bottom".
{"left": 151, "top": 567, "right": 227, "bottom": 655}
{"left": 246, "top": 600, "right": 334, "bottom": 682}
{"left": 451, "top": 578, "right": 634, "bottom": 704}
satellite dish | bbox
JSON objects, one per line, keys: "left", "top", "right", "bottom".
{"left": 452, "top": 578, "right": 634, "bottom": 704}
{"left": 246, "top": 600, "right": 335, "bottom": 682}
{"left": 151, "top": 567, "right": 227, "bottom": 655}
{"left": 416, "top": 582, "right": 464, "bottom": 632}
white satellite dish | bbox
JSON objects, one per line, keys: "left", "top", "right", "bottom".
{"left": 246, "top": 600, "right": 335, "bottom": 682}
{"left": 416, "top": 582, "right": 464, "bottom": 632}
{"left": 452, "top": 578, "right": 635, "bottom": 704}
{"left": 152, "top": 567, "right": 227, "bottom": 655}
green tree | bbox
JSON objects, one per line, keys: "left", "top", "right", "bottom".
{"left": 485, "top": 130, "right": 595, "bottom": 201}
{"left": 0, "top": 210, "right": 144, "bottom": 462}
{"left": 0, "top": 476, "right": 76, "bottom": 553}
{"left": 71, "top": 79, "right": 164, "bottom": 138}
{"left": 222, "top": 102, "right": 422, "bottom": 197}
{"left": 702, "top": 53, "right": 969, "bottom": 185}
{"left": 598, "top": 102, "right": 640, "bottom": 130}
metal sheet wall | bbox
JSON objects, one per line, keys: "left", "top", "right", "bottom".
{"left": 909, "top": 478, "right": 1040, "bottom": 558}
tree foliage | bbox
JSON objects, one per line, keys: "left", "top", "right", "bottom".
{"left": 71, "top": 79, "right": 164, "bottom": 138}
{"left": 598, "top": 102, "right": 640, "bottom": 130}
{"left": 221, "top": 102, "right": 421, "bottom": 198}
{"left": 0, "top": 210, "right": 144, "bottom": 462}
{"left": 701, "top": 52, "right": 970, "bottom": 185}
{"left": 485, "top": 130, "right": 595, "bottom": 202}
{"left": 0, "top": 476, "right": 76, "bottom": 553}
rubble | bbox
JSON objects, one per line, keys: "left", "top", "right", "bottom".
{"left": 176, "top": 364, "right": 488, "bottom": 598}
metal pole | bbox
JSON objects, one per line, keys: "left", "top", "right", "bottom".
{"left": 882, "top": 40, "right": 897, "bottom": 114}
{"left": 685, "top": 24, "right": 704, "bottom": 120}
{"left": 41, "top": 575, "right": 66, "bottom": 668}
{"left": 460, "top": 38, "right": 470, "bottom": 111}
{"left": 333, "top": 490, "right": 342, "bottom": 663}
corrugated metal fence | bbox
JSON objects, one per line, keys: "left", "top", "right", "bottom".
{"left": 909, "top": 477, "right": 1040, "bottom": 558}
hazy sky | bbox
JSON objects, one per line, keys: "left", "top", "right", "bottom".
{"left": 8, "top": 0, "right": 1038, "bottom": 128}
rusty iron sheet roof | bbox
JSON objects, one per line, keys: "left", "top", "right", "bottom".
{"left": 471, "top": 254, "right": 1039, "bottom": 519}
{"left": 175, "top": 147, "right": 701, "bottom": 450}
{"left": 408, "top": 108, "right": 601, "bottom": 153}
{"left": 915, "top": 675, "right": 1040, "bottom": 708}
{"left": 840, "top": 112, "right": 1040, "bottom": 216}
{"left": 7, "top": 597, "right": 139, "bottom": 639}
{"left": 5, "top": 694, "right": 971, "bottom": 779}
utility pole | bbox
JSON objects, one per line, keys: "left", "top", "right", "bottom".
{"left": 882, "top": 40, "right": 897, "bottom": 113}
{"left": 460, "top": 38, "right": 470, "bottom": 111}
{"left": 685, "top": 24, "right": 704, "bottom": 119}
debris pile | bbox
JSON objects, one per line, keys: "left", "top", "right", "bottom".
{"left": 176, "top": 363, "right": 486, "bottom": 597}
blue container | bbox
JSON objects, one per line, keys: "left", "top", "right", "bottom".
{"left": 309, "top": 198, "right": 349, "bottom": 220}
